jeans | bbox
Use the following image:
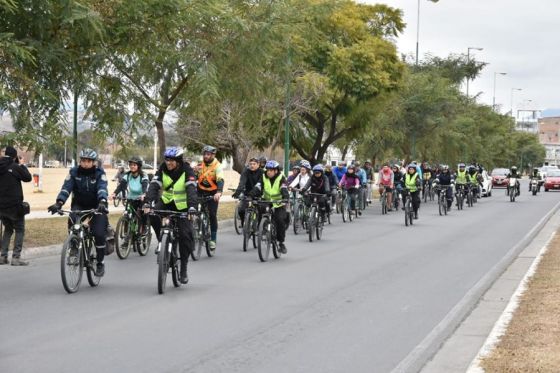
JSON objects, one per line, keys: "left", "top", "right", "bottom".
{"left": 0, "top": 211, "right": 25, "bottom": 258}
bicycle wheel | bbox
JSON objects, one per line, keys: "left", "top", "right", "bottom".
{"left": 316, "top": 214, "right": 323, "bottom": 241}
{"left": 293, "top": 204, "right": 302, "bottom": 235}
{"left": 438, "top": 195, "right": 443, "bottom": 216}
{"left": 86, "top": 240, "right": 101, "bottom": 287}
{"left": 234, "top": 203, "right": 242, "bottom": 235}
{"left": 257, "top": 217, "right": 272, "bottom": 262}
{"left": 113, "top": 196, "right": 120, "bottom": 207}
{"left": 202, "top": 213, "right": 213, "bottom": 258}
{"left": 336, "top": 195, "right": 342, "bottom": 214}
{"left": 242, "top": 212, "right": 253, "bottom": 252}
{"left": 272, "top": 225, "right": 281, "bottom": 259}
{"left": 191, "top": 216, "right": 202, "bottom": 261}
{"left": 171, "top": 243, "right": 181, "bottom": 288}
{"left": 341, "top": 197, "right": 347, "bottom": 223}
{"left": 138, "top": 217, "right": 151, "bottom": 256}
{"left": 308, "top": 206, "right": 316, "bottom": 242}
{"left": 115, "top": 215, "right": 131, "bottom": 260}
{"left": 404, "top": 201, "right": 410, "bottom": 226}
{"left": 61, "top": 234, "right": 83, "bottom": 294}
{"left": 158, "top": 233, "right": 171, "bottom": 294}
{"left": 510, "top": 190, "right": 515, "bottom": 202}
{"left": 409, "top": 203, "right": 414, "bottom": 226}
{"left": 381, "top": 194, "right": 387, "bottom": 215}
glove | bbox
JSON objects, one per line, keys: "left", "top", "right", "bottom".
{"left": 97, "top": 200, "right": 109, "bottom": 214}
{"left": 48, "top": 201, "right": 62, "bottom": 214}
{"left": 232, "top": 191, "right": 240, "bottom": 199}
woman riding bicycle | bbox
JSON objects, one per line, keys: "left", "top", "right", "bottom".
{"left": 404, "top": 164, "right": 422, "bottom": 219}
{"left": 338, "top": 165, "right": 360, "bottom": 214}
{"left": 302, "top": 164, "right": 331, "bottom": 221}
{"left": 377, "top": 164, "right": 394, "bottom": 211}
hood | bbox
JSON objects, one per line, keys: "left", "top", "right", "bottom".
{"left": 0, "top": 156, "right": 13, "bottom": 174}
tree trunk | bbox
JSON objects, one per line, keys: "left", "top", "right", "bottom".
{"left": 155, "top": 109, "right": 167, "bottom": 161}
{"left": 231, "top": 144, "right": 250, "bottom": 174}
{"left": 341, "top": 145, "right": 349, "bottom": 161}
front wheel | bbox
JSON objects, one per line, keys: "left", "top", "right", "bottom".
{"left": 308, "top": 207, "right": 316, "bottom": 242}
{"left": 137, "top": 218, "right": 151, "bottom": 256}
{"left": 158, "top": 233, "right": 171, "bottom": 294}
{"left": 61, "top": 234, "right": 83, "bottom": 294}
{"left": 171, "top": 242, "right": 181, "bottom": 288}
{"left": 191, "top": 217, "right": 202, "bottom": 261}
{"left": 257, "top": 217, "right": 272, "bottom": 262}
{"left": 115, "top": 215, "right": 131, "bottom": 260}
{"left": 86, "top": 242, "right": 101, "bottom": 287}
{"left": 234, "top": 203, "right": 242, "bottom": 235}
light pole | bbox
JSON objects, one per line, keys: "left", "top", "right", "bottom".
{"left": 416, "top": 0, "right": 440, "bottom": 65}
{"left": 510, "top": 88, "right": 522, "bottom": 118}
{"left": 466, "top": 47, "right": 483, "bottom": 97}
{"left": 492, "top": 72, "right": 507, "bottom": 111}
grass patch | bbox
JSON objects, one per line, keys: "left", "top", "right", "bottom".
{"left": 18, "top": 201, "right": 236, "bottom": 249}
{"left": 481, "top": 232, "right": 560, "bottom": 372}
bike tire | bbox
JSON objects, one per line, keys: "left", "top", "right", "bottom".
{"left": 202, "top": 213, "right": 213, "bottom": 258}
{"left": 341, "top": 198, "right": 347, "bottom": 223}
{"left": 138, "top": 218, "right": 151, "bottom": 256}
{"left": 191, "top": 217, "right": 202, "bottom": 261}
{"left": 409, "top": 205, "right": 414, "bottom": 226}
{"left": 61, "top": 234, "right": 83, "bottom": 294}
{"left": 308, "top": 206, "right": 316, "bottom": 242}
{"left": 113, "top": 196, "right": 120, "bottom": 208}
{"left": 86, "top": 244, "right": 101, "bottom": 288}
{"left": 171, "top": 242, "right": 181, "bottom": 288}
{"left": 272, "top": 226, "right": 281, "bottom": 259}
{"left": 438, "top": 197, "right": 443, "bottom": 216}
{"left": 533, "top": 189, "right": 537, "bottom": 196}
{"left": 316, "top": 215, "right": 323, "bottom": 241}
{"left": 257, "top": 217, "right": 271, "bottom": 262}
{"left": 158, "top": 233, "right": 170, "bottom": 294}
{"left": 234, "top": 204, "right": 242, "bottom": 235}
{"left": 242, "top": 212, "right": 252, "bottom": 252}
{"left": 404, "top": 203, "right": 409, "bottom": 226}
{"left": 293, "top": 204, "right": 302, "bottom": 235}
{"left": 115, "top": 215, "right": 131, "bottom": 260}
{"left": 510, "top": 191, "right": 515, "bottom": 202}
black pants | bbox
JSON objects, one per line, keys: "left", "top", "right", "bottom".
{"left": 200, "top": 192, "right": 219, "bottom": 241}
{"left": 272, "top": 207, "right": 288, "bottom": 243}
{"left": 410, "top": 191, "right": 421, "bottom": 214}
{"left": 150, "top": 201, "right": 194, "bottom": 264}
{"left": 70, "top": 204, "right": 108, "bottom": 263}
{"left": 0, "top": 210, "right": 25, "bottom": 258}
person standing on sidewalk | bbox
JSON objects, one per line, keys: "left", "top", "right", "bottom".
{"left": 197, "top": 145, "right": 224, "bottom": 252}
{"left": 0, "top": 146, "right": 32, "bottom": 266}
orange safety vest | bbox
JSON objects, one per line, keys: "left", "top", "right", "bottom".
{"left": 198, "top": 160, "right": 219, "bottom": 192}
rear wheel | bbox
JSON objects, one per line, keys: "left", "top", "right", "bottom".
{"left": 138, "top": 218, "right": 151, "bottom": 256}
{"left": 115, "top": 215, "right": 131, "bottom": 260}
{"left": 308, "top": 206, "right": 316, "bottom": 242}
{"left": 381, "top": 193, "right": 387, "bottom": 215}
{"left": 201, "top": 213, "right": 213, "bottom": 257}
{"left": 113, "top": 196, "right": 121, "bottom": 207}
{"left": 158, "top": 233, "right": 170, "bottom": 294}
{"left": 242, "top": 212, "right": 252, "bottom": 252}
{"left": 234, "top": 203, "right": 242, "bottom": 235}
{"left": 404, "top": 200, "right": 410, "bottom": 226}
{"left": 171, "top": 242, "right": 181, "bottom": 288}
{"left": 438, "top": 196, "right": 443, "bottom": 216}
{"left": 257, "top": 217, "right": 272, "bottom": 262}
{"left": 341, "top": 197, "right": 347, "bottom": 223}
{"left": 532, "top": 188, "right": 537, "bottom": 196}
{"left": 61, "top": 234, "right": 83, "bottom": 294}
{"left": 86, "top": 241, "right": 101, "bottom": 287}
{"left": 293, "top": 204, "right": 303, "bottom": 235}
{"left": 191, "top": 216, "right": 202, "bottom": 261}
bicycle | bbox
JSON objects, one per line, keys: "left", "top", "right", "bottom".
{"left": 58, "top": 209, "right": 103, "bottom": 294}
{"left": 292, "top": 190, "right": 309, "bottom": 235}
{"left": 358, "top": 185, "right": 368, "bottom": 211}
{"left": 402, "top": 189, "right": 415, "bottom": 226}
{"left": 380, "top": 185, "right": 388, "bottom": 215}
{"left": 437, "top": 185, "right": 451, "bottom": 216}
{"left": 422, "top": 179, "right": 434, "bottom": 203}
{"left": 340, "top": 189, "right": 355, "bottom": 223}
{"left": 334, "top": 188, "right": 343, "bottom": 214}
{"left": 115, "top": 199, "right": 152, "bottom": 259}
{"left": 455, "top": 184, "right": 466, "bottom": 210}
{"left": 306, "top": 193, "right": 327, "bottom": 242}
{"left": 113, "top": 191, "right": 125, "bottom": 207}
{"left": 466, "top": 184, "right": 474, "bottom": 207}
{"left": 392, "top": 186, "right": 401, "bottom": 211}
{"left": 191, "top": 196, "right": 214, "bottom": 260}
{"left": 256, "top": 200, "right": 286, "bottom": 262}
{"left": 150, "top": 209, "right": 191, "bottom": 294}
{"left": 242, "top": 196, "right": 259, "bottom": 252}
{"left": 229, "top": 188, "right": 243, "bottom": 235}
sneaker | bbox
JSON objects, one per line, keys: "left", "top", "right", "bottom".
{"left": 0, "top": 256, "right": 8, "bottom": 265}
{"left": 279, "top": 243, "right": 287, "bottom": 254}
{"left": 209, "top": 240, "right": 216, "bottom": 251}
{"left": 11, "top": 257, "right": 29, "bottom": 266}
{"left": 95, "top": 262, "right": 105, "bottom": 277}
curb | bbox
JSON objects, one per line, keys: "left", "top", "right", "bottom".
{"left": 392, "top": 199, "right": 560, "bottom": 373}
{"left": 22, "top": 218, "right": 236, "bottom": 260}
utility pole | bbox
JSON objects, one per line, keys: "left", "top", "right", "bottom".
{"left": 73, "top": 89, "right": 78, "bottom": 166}
{"left": 283, "top": 47, "right": 292, "bottom": 176}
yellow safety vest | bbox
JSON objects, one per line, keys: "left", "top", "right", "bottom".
{"left": 162, "top": 172, "right": 187, "bottom": 210}
{"left": 263, "top": 175, "right": 283, "bottom": 208}
{"left": 405, "top": 173, "right": 419, "bottom": 192}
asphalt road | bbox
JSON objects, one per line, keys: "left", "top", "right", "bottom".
{"left": 2, "top": 182, "right": 559, "bottom": 373}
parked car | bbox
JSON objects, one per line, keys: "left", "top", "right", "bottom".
{"left": 44, "top": 160, "right": 60, "bottom": 168}
{"left": 480, "top": 170, "right": 493, "bottom": 197}
{"left": 543, "top": 169, "right": 560, "bottom": 191}
{"left": 539, "top": 165, "right": 558, "bottom": 180}
{"left": 490, "top": 168, "right": 509, "bottom": 188}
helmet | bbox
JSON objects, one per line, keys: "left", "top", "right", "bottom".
{"left": 202, "top": 145, "right": 217, "bottom": 154}
{"left": 300, "top": 160, "right": 311, "bottom": 169}
{"left": 365, "top": 159, "right": 372, "bottom": 164}
{"left": 128, "top": 156, "right": 143, "bottom": 168}
{"left": 259, "top": 156, "right": 268, "bottom": 163}
{"left": 79, "top": 148, "right": 98, "bottom": 161}
{"left": 164, "top": 147, "right": 184, "bottom": 160}
{"left": 407, "top": 163, "right": 416, "bottom": 170}
{"left": 265, "top": 160, "right": 280, "bottom": 170}
{"left": 511, "top": 166, "right": 517, "bottom": 171}
{"left": 291, "top": 164, "right": 299, "bottom": 170}
{"left": 347, "top": 165, "right": 355, "bottom": 171}
{"left": 325, "top": 164, "right": 332, "bottom": 171}
{"left": 354, "top": 161, "right": 361, "bottom": 167}
{"left": 312, "top": 164, "right": 324, "bottom": 173}
{"left": 442, "top": 164, "right": 449, "bottom": 171}
{"left": 458, "top": 163, "right": 466, "bottom": 168}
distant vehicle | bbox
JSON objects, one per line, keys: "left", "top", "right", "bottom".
{"left": 543, "top": 169, "right": 560, "bottom": 191}
{"left": 143, "top": 163, "right": 154, "bottom": 170}
{"left": 44, "top": 160, "right": 61, "bottom": 168}
{"left": 539, "top": 165, "right": 558, "bottom": 180}
{"left": 490, "top": 168, "right": 509, "bottom": 188}
{"left": 480, "top": 170, "right": 493, "bottom": 197}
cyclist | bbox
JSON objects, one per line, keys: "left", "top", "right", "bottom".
{"left": 197, "top": 145, "right": 224, "bottom": 252}
{"left": 392, "top": 164, "right": 404, "bottom": 207}
{"left": 339, "top": 165, "right": 360, "bottom": 213}
{"left": 468, "top": 165, "right": 483, "bottom": 198}
{"left": 250, "top": 160, "right": 289, "bottom": 254}
{"left": 421, "top": 162, "right": 433, "bottom": 196}
{"left": 111, "top": 157, "right": 150, "bottom": 248}
{"left": 377, "top": 164, "right": 394, "bottom": 211}
{"left": 302, "top": 164, "right": 331, "bottom": 222}
{"left": 434, "top": 165, "right": 454, "bottom": 209}
{"left": 404, "top": 164, "right": 422, "bottom": 219}
{"left": 507, "top": 166, "right": 521, "bottom": 196}
{"left": 324, "top": 164, "right": 339, "bottom": 207}
{"left": 364, "top": 160, "right": 374, "bottom": 203}
{"left": 48, "top": 149, "right": 109, "bottom": 277}
{"left": 113, "top": 165, "right": 125, "bottom": 183}
{"left": 286, "top": 164, "right": 300, "bottom": 185}
{"left": 232, "top": 157, "right": 263, "bottom": 222}
{"left": 454, "top": 163, "right": 469, "bottom": 205}
{"left": 258, "top": 156, "right": 268, "bottom": 170}
{"left": 145, "top": 147, "right": 197, "bottom": 284}
{"left": 333, "top": 161, "right": 347, "bottom": 181}
{"left": 289, "top": 160, "right": 311, "bottom": 191}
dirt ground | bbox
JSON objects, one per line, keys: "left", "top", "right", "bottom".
{"left": 22, "top": 167, "right": 240, "bottom": 211}
{"left": 481, "top": 232, "right": 560, "bottom": 372}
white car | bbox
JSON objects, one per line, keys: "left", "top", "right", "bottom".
{"left": 480, "top": 170, "right": 493, "bottom": 197}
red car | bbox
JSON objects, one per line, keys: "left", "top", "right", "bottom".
{"left": 544, "top": 170, "right": 560, "bottom": 191}
{"left": 490, "top": 168, "right": 509, "bottom": 188}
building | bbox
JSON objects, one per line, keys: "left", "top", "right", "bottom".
{"left": 538, "top": 117, "right": 560, "bottom": 166}
{"left": 515, "top": 109, "right": 540, "bottom": 133}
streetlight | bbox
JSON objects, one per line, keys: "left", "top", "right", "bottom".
{"left": 510, "top": 88, "right": 522, "bottom": 118}
{"left": 416, "top": 0, "right": 440, "bottom": 65}
{"left": 466, "top": 47, "right": 483, "bottom": 97}
{"left": 492, "top": 72, "right": 507, "bottom": 111}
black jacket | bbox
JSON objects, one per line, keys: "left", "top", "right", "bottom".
{"left": 146, "top": 161, "right": 197, "bottom": 209}
{"left": 303, "top": 174, "right": 331, "bottom": 194}
{"left": 56, "top": 166, "right": 109, "bottom": 209}
{"left": 235, "top": 167, "right": 263, "bottom": 196}
{"left": 0, "top": 156, "right": 32, "bottom": 210}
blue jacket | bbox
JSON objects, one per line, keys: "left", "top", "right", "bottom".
{"left": 356, "top": 169, "right": 367, "bottom": 185}
{"left": 333, "top": 166, "right": 346, "bottom": 181}
{"left": 57, "top": 167, "right": 108, "bottom": 208}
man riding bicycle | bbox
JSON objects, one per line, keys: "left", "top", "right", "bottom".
{"left": 333, "top": 161, "right": 347, "bottom": 182}
{"left": 468, "top": 165, "right": 483, "bottom": 198}
{"left": 302, "top": 164, "right": 331, "bottom": 222}
{"left": 250, "top": 160, "right": 289, "bottom": 254}
{"left": 232, "top": 157, "right": 263, "bottom": 223}
{"left": 48, "top": 148, "right": 109, "bottom": 277}
{"left": 404, "top": 164, "right": 422, "bottom": 219}
{"left": 145, "top": 147, "right": 197, "bottom": 284}
{"left": 197, "top": 145, "right": 224, "bottom": 252}
{"left": 364, "top": 160, "right": 374, "bottom": 204}
{"left": 434, "top": 165, "right": 454, "bottom": 209}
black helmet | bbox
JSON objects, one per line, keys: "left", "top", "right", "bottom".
{"left": 128, "top": 156, "right": 143, "bottom": 168}
{"left": 79, "top": 148, "right": 98, "bottom": 161}
{"left": 259, "top": 156, "right": 267, "bottom": 164}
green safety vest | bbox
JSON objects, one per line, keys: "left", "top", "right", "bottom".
{"left": 405, "top": 173, "right": 419, "bottom": 192}
{"left": 470, "top": 172, "right": 478, "bottom": 184}
{"left": 263, "top": 175, "right": 283, "bottom": 208}
{"left": 161, "top": 172, "right": 187, "bottom": 210}
{"left": 456, "top": 170, "right": 468, "bottom": 184}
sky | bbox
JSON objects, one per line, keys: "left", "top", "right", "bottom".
{"left": 362, "top": 0, "right": 559, "bottom": 116}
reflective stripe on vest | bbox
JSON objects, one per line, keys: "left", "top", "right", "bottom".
{"left": 198, "top": 160, "right": 219, "bottom": 192}
{"left": 456, "top": 170, "right": 467, "bottom": 184}
{"left": 405, "top": 173, "right": 418, "bottom": 192}
{"left": 263, "top": 175, "right": 282, "bottom": 207}
{"left": 162, "top": 172, "right": 187, "bottom": 210}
